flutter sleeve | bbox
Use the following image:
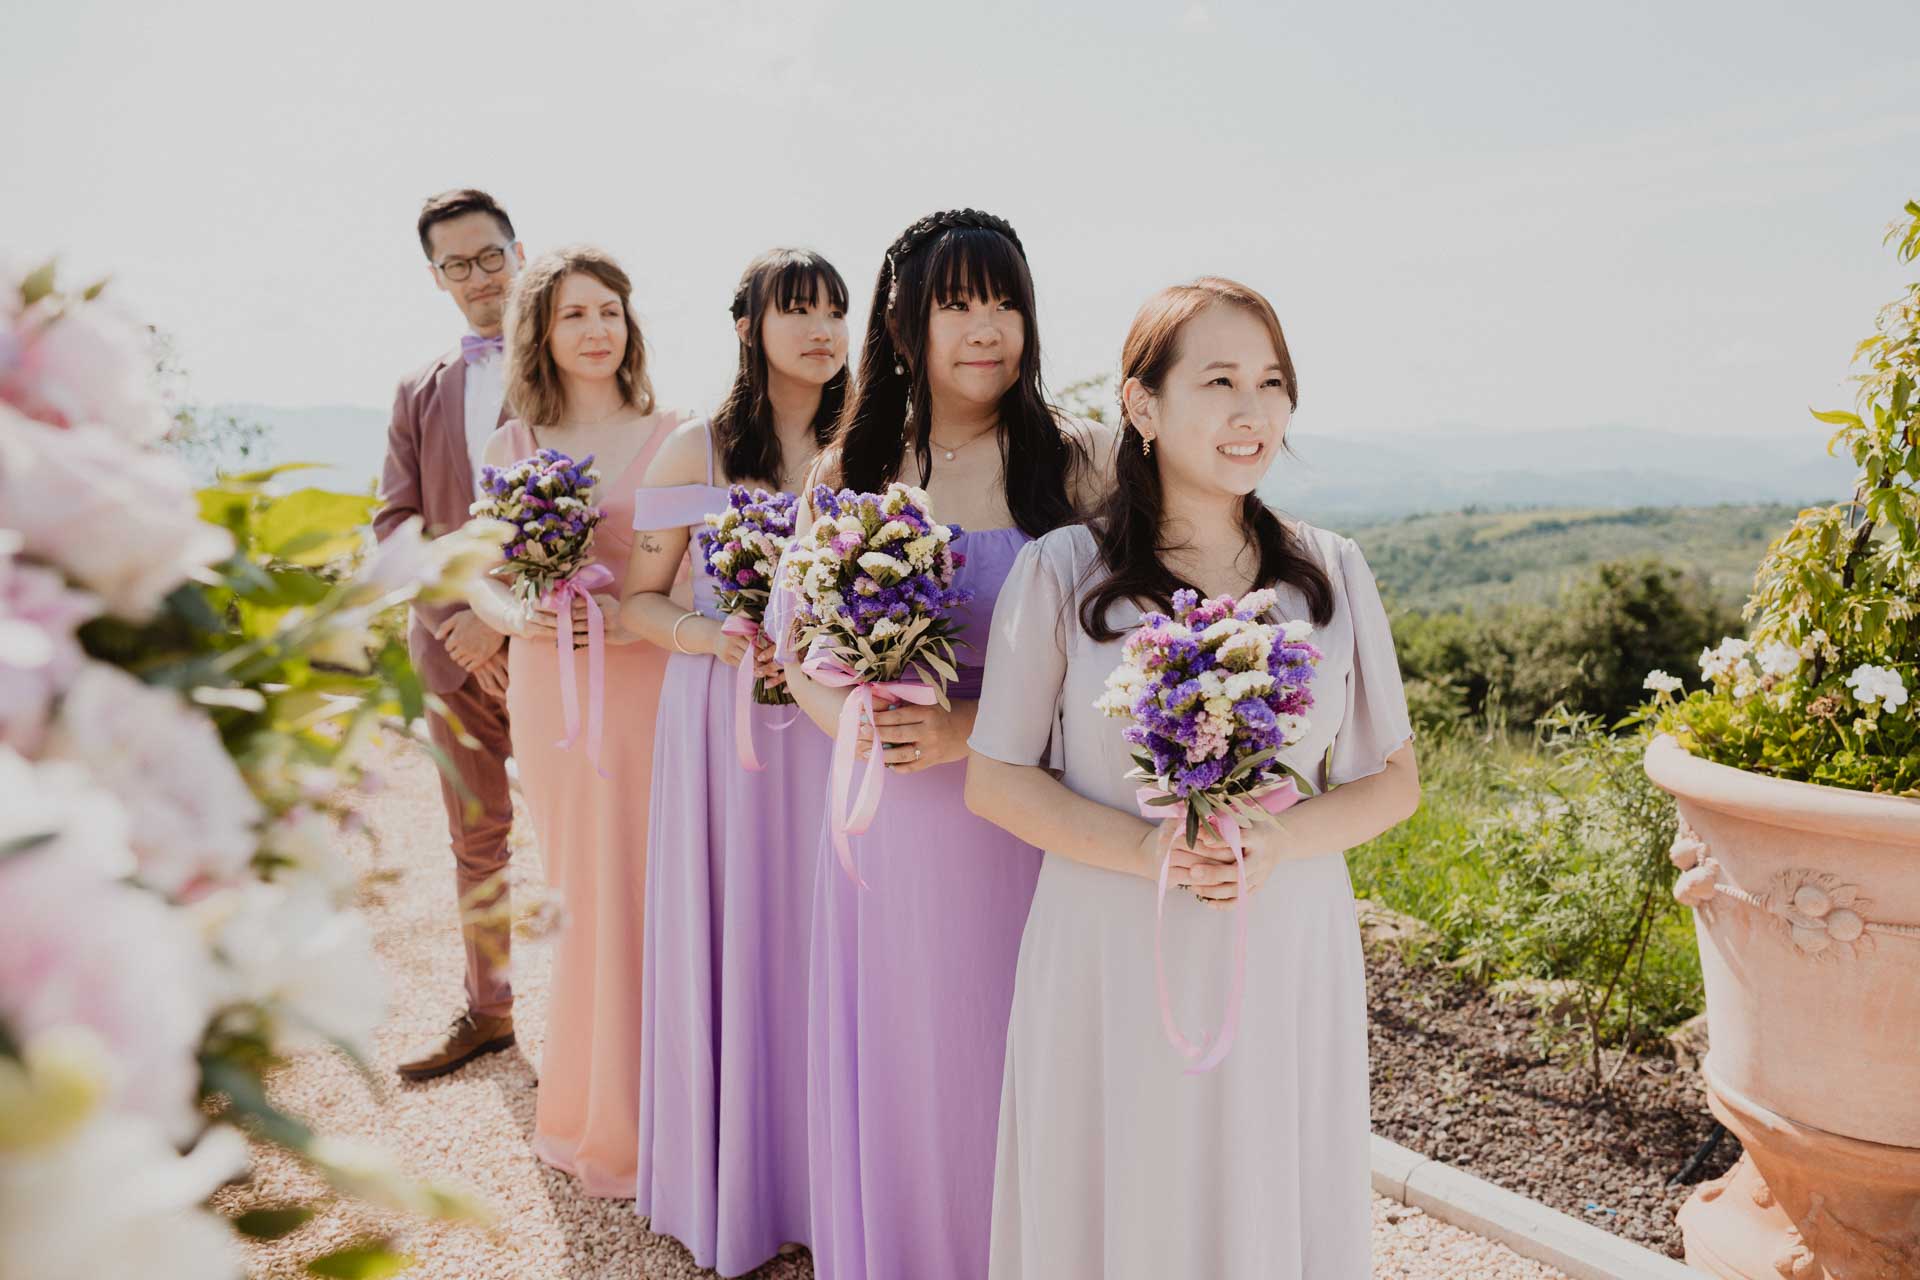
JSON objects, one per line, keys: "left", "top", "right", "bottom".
{"left": 1324, "top": 536, "right": 1415, "bottom": 788}
{"left": 968, "top": 534, "right": 1072, "bottom": 769}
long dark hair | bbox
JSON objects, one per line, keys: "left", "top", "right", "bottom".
{"left": 834, "top": 208, "right": 1083, "bottom": 538}
{"left": 711, "top": 248, "right": 850, "bottom": 488}
{"left": 1081, "top": 277, "right": 1333, "bottom": 641}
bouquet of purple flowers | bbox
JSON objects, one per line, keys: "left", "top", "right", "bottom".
{"left": 1096, "top": 586, "right": 1323, "bottom": 1070}
{"left": 697, "top": 485, "right": 799, "bottom": 706}
{"left": 469, "top": 448, "right": 604, "bottom": 604}
{"left": 783, "top": 481, "right": 972, "bottom": 704}
{"left": 470, "top": 448, "right": 611, "bottom": 773}
{"left": 782, "top": 481, "right": 973, "bottom": 885}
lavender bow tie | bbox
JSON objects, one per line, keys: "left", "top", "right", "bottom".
{"left": 461, "top": 334, "right": 504, "bottom": 365}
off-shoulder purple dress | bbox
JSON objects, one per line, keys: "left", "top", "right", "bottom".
{"left": 632, "top": 423, "right": 833, "bottom": 1275}
{"left": 771, "top": 525, "right": 1044, "bottom": 1280}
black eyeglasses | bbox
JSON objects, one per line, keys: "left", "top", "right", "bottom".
{"left": 436, "top": 245, "right": 511, "bottom": 282}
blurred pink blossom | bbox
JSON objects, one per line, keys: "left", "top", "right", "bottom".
{"left": 0, "top": 849, "right": 213, "bottom": 1139}
{"left": 0, "top": 545, "right": 99, "bottom": 752}
{"left": 46, "top": 665, "right": 262, "bottom": 897}
{"left": 0, "top": 409, "right": 231, "bottom": 619}
{"left": 0, "top": 293, "right": 170, "bottom": 443}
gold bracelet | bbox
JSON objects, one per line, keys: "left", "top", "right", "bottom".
{"left": 670, "top": 610, "right": 703, "bottom": 655}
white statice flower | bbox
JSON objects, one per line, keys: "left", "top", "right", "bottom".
{"left": 875, "top": 519, "right": 914, "bottom": 544}
{"left": 1280, "top": 618, "right": 1315, "bottom": 643}
{"left": 1845, "top": 664, "right": 1909, "bottom": 713}
{"left": 868, "top": 618, "right": 904, "bottom": 642}
{"left": 1215, "top": 628, "right": 1272, "bottom": 673}
{"left": 1237, "top": 588, "right": 1279, "bottom": 617}
{"left": 0, "top": 1108, "right": 246, "bottom": 1280}
{"left": 1643, "top": 670, "right": 1683, "bottom": 695}
{"left": 835, "top": 514, "right": 865, "bottom": 536}
{"left": 0, "top": 410, "right": 232, "bottom": 620}
{"left": 1223, "top": 669, "right": 1275, "bottom": 701}
{"left": 47, "top": 664, "right": 263, "bottom": 896}
{"left": 1199, "top": 617, "right": 1249, "bottom": 647}
{"left": 932, "top": 522, "right": 954, "bottom": 544}
{"left": 205, "top": 882, "right": 388, "bottom": 1058}
{"left": 1274, "top": 712, "right": 1311, "bottom": 743}
{"left": 903, "top": 535, "right": 938, "bottom": 571}
{"left": 0, "top": 848, "right": 213, "bottom": 1140}
{"left": 1756, "top": 640, "right": 1801, "bottom": 678}
{"left": 856, "top": 552, "right": 910, "bottom": 584}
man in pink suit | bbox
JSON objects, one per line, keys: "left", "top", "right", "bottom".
{"left": 376, "top": 188, "right": 526, "bottom": 1081}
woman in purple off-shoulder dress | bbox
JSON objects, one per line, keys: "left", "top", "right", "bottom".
{"left": 773, "top": 210, "right": 1112, "bottom": 1280}
{"left": 619, "top": 250, "right": 850, "bottom": 1276}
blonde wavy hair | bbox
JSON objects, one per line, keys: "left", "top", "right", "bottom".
{"left": 504, "top": 246, "right": 656, "bottom": 427}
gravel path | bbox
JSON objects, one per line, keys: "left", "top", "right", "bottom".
{"left": 220, "top": 740, "right": 1566, "bottom": 1279}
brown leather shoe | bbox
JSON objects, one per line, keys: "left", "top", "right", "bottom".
{"left": 396, "top": 1011, "right": 515, "bottom": 1082}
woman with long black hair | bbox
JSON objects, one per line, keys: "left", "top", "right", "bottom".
{"left": 967, "top": 278, "right": 1419, "bottom": 1278}
{"left": 621, "top": 248, "right": 849, "bottom": 1273}
{"left": 773, "top": 209, "right": 1111, "bottom": 1280}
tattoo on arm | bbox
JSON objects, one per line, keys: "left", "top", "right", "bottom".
{"left": 639, "top": 534, "right": 665, "bottom": 554}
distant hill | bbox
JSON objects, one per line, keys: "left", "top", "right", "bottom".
{"left": 219, "top": 406, "right": 1856, "bottom": 524}
{"left": 1338, "top": 503, "right": 1801, "bottom": 614}
{"left": 1260, "top": 425, "right": 1853, "bottom": 523}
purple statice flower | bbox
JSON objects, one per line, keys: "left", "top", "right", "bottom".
{"left": 470, "top": 447, "right": 604, "bottom": 603}
{"left": 780, "top": 481, "right": 973, "bottom": 703}
{"left": 1096, "top": 587, "right": 1325, "bottom": 838}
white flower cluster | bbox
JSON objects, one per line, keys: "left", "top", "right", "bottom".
{"left": 1643, "top": 670, "right": 1683, "bottom": 695}
{"left": 1845, "top": 663, "right": 1909, "bottom": 714}
{"left": 1697, "top": 635, "right": 1801, "bottom": 701}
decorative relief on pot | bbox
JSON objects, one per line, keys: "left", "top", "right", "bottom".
{"left": 1803, "top": 1193, "right": 1920, "bottom": 1276}
{"left": 1667, "top": 829, "right": 1920, "bottom": 958}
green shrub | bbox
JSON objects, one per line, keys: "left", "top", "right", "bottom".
{"left": 1438, "top": 709, "right": 1699, "bottom": 1089}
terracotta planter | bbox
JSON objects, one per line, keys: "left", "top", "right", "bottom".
{"left": 1644, "top": 735, "right": 1920, "bottom": 1279}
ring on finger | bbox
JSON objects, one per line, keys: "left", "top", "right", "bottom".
{"left": 913, "top": 746, "right": 922, "bottom": 761}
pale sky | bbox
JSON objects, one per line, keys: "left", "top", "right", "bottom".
{"left": 8, "top": 0, "right": 1919, "bottom": 439}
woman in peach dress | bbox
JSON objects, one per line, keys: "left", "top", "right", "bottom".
{"left": 466, "top": 245, "right": 686, "bottom": 1195}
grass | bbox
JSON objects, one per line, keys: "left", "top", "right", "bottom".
{"left": 1347, "top": 725, "right": 1535, "bottom": 933}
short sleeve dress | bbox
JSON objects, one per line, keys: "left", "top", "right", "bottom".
{"left": 968, "top": 521, "right": 1414, "bottom": 1280}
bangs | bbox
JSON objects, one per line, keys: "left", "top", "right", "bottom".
{"left": 926, "top": 228, "right": 1031, "bottom": 308}
{"left": 771, "top": 253, "right": 850, "bottom": 313}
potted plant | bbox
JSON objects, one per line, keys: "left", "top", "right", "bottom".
{"left": 1643, "top": 203, "right": 1920, "bottom": 1279}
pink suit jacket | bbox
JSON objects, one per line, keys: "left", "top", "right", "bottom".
{"left": 374, "top": 350, "right": 510, "bottom": 696}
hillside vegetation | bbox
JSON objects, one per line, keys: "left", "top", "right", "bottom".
{"left": 1339, "top": 503, "right": 1798, "bottom": 614}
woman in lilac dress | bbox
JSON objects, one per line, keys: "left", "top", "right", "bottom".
{"left": 967, "top": 280, "right": 1420, "bottom": 1278}
{"left": 775, "top": 209, "right": 1113, "bottom": 1280}
{"left": 619, "top": 249, "right": 850, "bottom": 1275}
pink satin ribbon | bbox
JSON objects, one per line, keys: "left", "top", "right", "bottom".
{"left": 1136, "top": 779, "right": 1302, "bottom": 1073}
{"left": 802, "top": 652, "right": 939, "bottom": 888}
{"left": 544, "top": 563, "right": 614, "bottom": 779}
{"left": 720, "top": 615, "right": 790, "bottom": 771}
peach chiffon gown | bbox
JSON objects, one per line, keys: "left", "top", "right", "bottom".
{"left": 501, "top": 412, "right": 682, "bottom": 1196}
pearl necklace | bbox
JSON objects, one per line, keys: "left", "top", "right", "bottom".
{"left": 928, "top": 428, "right": 993, "bottom": 462}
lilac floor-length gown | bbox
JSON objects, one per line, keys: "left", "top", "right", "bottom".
{"left": 776, "top": 525, "right": 1044, "bottom": 1280}
{"left": 633, "top": 423, "right": 832, "bottom": 1275}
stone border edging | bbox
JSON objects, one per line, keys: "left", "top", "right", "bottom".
{"left": 1371, "top": 1133, "right": 1699, "bottom": 1280}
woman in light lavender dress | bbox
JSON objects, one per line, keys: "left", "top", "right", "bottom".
{"left": 966, "top": 279, "right": 1421, "bottom": 1279}
{"left": 619, "top": 250, "right": 850, "bottom": 1275}
{"left": 773, "top": 210, "right": 1113, "bottom": 1280}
